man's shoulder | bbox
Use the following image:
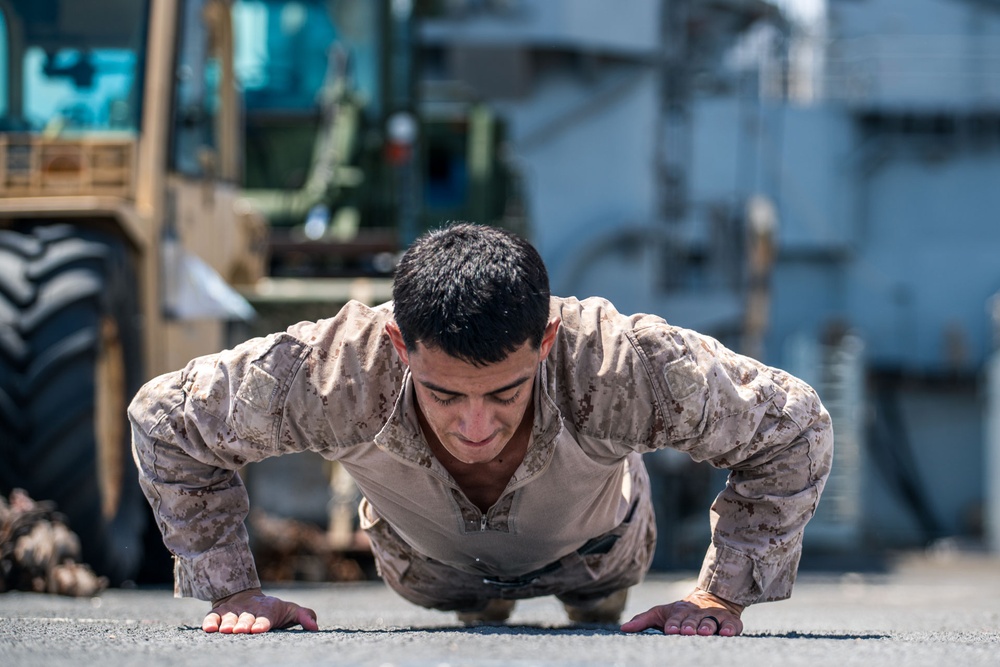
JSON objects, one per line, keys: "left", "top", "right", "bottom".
{"left": 549, "top": 295, "right": 669, "bottom": 347}
{"left": 275, "top": 299, "right": 402, "bottom": 396}
{"left": 545, "top": 296, "right": 670, "bottom": 443}
{"left": 278, "top": 299, "right": 404, "bottom": 444}
{"left": 285, "top": 299, "right": 394, "bottom": 350}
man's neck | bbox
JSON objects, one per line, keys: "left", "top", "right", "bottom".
{"left": 419, "top": 403, "right": 534, "bottom": 513}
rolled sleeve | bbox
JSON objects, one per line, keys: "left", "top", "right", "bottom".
{"left": 696, "top": 542, "right": 800, "bottom": 606}
{"left": 174, "top": 542, "right": 261, "bottom": 602}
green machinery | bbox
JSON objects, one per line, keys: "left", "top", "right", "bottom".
{"left": 232, "top": 0, "right": 527, "bottom": 277}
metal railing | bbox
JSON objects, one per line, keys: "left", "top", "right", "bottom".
{"left": 821, "top": 34, "right": 1000, "bottom": 108}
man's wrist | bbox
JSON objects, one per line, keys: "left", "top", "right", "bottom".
{"left": 212, "top": 586, "right": 262, "bottom": 607}
{"left": 694, "top": 587, "right": 745, "bottom": 614}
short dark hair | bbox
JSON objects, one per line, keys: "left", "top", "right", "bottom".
{"left": 392, "top": 223, "right": 551, "bottom": 365}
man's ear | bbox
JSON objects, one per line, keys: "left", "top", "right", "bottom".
{"left": 538, "top": 317, "right": 561, "bottom": 361}
{"left": 385, "top": 322, "right": 410, "bottom": 365}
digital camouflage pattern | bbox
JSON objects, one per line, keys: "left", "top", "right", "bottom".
{"left": 128, "top": 297, "right": 832, "bottom": 608}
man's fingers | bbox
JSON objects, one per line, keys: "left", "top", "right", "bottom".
{"left": 202, "top": 589, "right": 320, "bottom": 635}
{"left": 229, "top": 611, "right": 256, "bottom": 634}
{"left": 203, "top": 604, "right": 318, "bottom": 634}
{"left": 679, "top": 617, "right": 701, "bottom": 635}
{"left": 250, "top": 616, "right": 272, "bottom": 634}
{"left": 621, "top": 593, "right": 743, "bottom": 638}
{"left": 652, "top": 608, "right": 739, "bottom": 636}
{"left": 217, "top": 611, "right": 241, "bottom": 634}
{"left": 213, "top": 610, "right": 255, "bottom": 634}
{"left": 621, "top": 606, "right": 707, "bottom": 635}
{"left": 620, "top": 607, "right": 665, "bottom": 633}
{"left": 247, "top": 603, "right": 319, "bottom": 632}
{"left": 719, "top": 617, "right": 743, "bottom": 637}
{"left": 202, "top": 612, "right": 222, "bottom": 633}
{"left": 697, "top": 615, "right": 719, "bottom": 636}
{"left": 267, "top": 603, "right": 318, "bottom": 631}
{"left": 294, "top": 606, "right": 319, "bottom": 632}
{"left": 688, "top": 613, "right": 742, "bottom": 637}
{"left": 663, "top": 611, "right": 686, "bottom": 635}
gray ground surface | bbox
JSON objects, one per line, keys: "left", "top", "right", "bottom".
{"left": 2, "top": 552, "right": 998, "bottom": 667}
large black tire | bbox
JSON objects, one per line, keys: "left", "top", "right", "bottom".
{"left": 0, "top": 224, "right": 146, "bottom": 584}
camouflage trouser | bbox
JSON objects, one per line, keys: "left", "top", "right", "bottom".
{"left": 360, "top": 458, "right": 657, "bottom": 613}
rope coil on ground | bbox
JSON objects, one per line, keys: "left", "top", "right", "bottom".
{"left": 0, "top": 489, "right": 107, "bottom": 597}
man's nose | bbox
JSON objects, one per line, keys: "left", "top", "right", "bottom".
{"left": 459, "top": 401, "right": 496, "bottom": 441}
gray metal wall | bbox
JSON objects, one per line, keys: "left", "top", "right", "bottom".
{"left": 421, "top": 0, "right": 1000, "bottom": 552}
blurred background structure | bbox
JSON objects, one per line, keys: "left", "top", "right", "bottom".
{"left": 0, "top": 0, "right": 268, "bottom": 587}
{"left": 415, "top": 0, "right": 1000, "bottom": 567}
{"left": 4, "top": 0, "right": 1000, "bottom": 586}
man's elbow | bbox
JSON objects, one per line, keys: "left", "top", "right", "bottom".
{"left": 128, "top": 371, "right": 185, "bottom": 432}
{"left": 808, "top": 404, "right": 834, "bottom": 489}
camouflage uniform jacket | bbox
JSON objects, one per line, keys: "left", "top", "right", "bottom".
{"left": 128, "top": 296, "right": 832, "bottom": 607}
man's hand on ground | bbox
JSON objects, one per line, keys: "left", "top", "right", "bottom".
{"left": 620, "top": 588, "right": 744, "bottom": 637}
{"left": 203, "top": 587, "right": 319, "bottom": 634}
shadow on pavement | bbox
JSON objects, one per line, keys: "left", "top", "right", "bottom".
{"left": 175, "top": 625, "right": 889, "bottom": 640}
{"left": 744, "top": 631, "right": 890, "bottom": 640}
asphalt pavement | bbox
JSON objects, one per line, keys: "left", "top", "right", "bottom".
{"left": 2, "top": 551, "right": 999, "bottom": 667}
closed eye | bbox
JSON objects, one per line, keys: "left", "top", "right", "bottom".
{"left": 428, "top": 392, "right": 519, "bottom": 406}
{"left": 429, "top": 392, "right": 458, "bottom": 406}
{"left": 494, "top": 392, "right": 520, "bottom": 406}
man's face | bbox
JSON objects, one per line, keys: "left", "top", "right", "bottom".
{"left": 386, "top": 320, "right": 559, "bottom": 465}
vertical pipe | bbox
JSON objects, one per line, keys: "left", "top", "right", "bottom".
{"left": 137, "top": 0, "right": 180, "bottom": 378}
{"left": 986, "top": 330, "right": 1000, "bottom": 552}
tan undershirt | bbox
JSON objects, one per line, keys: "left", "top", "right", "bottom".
{"left": 419, "top": 402, "right": 534, "bottom": 512}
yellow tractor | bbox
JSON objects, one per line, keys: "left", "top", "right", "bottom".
{"left": 0, "top": 0, "right": 266, "bottom": 583}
